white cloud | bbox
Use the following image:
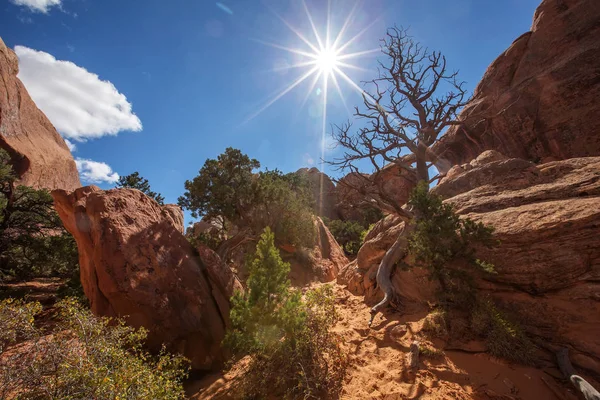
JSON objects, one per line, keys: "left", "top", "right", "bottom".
{"left": 75, "top": 158, "right": 119, "bottom": 184}
{"left": 64, "top": 139, "right": 76, "bottom": 152}
{"left": 10, "top": 0, "right": 61, "bottom": 13}
{"left": 15, "top": 46, "right": 142, "bottom": 142}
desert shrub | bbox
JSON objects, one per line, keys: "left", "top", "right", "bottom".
{"left": 324, "top": 218, "right": 366, "bottom": 257}
{"left": 0, "top": 298, "right": 41, "bottom": 353}
{"left": 224, "top": 228, "right": 347, "bottom": 399}
{"left": 471, "top": 298, "right": 535, "bottom": 365}
{"left": 418, "top": 344, "right": 444, "bottom": 358}
{"left": 187, "top": 230, "right": 223, "bottom": 252}
{"left": 0, "top": 298, "right": 189, "bottom": 399}
{"left": 422, "top": 309, "right": 448, "bottom": 338}
{"left": 0, "top": 149, "right": 79, "bottom": 282}
{"left": 295, "top": 246, "right": 317, "bottom": 269}
{"left": 360, "top": 223, "right": 376, "bottom": 243}
{"left": 407, "top": 181, "right": 496, "bottom": 295}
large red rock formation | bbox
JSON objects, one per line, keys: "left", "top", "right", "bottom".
{"left": 340, "top": 151, "right": 600, "bottom": 376}
{"left": 52, "top": 186, "right": 236, "bottom": 370}
{"left": 0, "top": 37, "right": 80, "bottom": 191}
{"left": 433, "top": 0, "right": 600, "bottom": 170}
{"left": 336, "top": 166, "right": 416, "bottom": 221}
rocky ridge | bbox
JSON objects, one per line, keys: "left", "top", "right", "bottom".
{"left": 432, "top": 0, "right": 600, "bottom": 170}
{"left": 0, "top": 37, "right": 80, "bottom": 191}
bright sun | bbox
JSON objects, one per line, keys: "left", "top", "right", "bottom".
{"left": 315, "top": 48, "right": 340, "bottom": 74}
{"left": 248, "top": 0, "right": 380, "bottom": 163}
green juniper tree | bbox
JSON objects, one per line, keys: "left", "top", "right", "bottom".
{"left": 224, "top": 228, "right": 347, "bottom": 398}
{"left": 117, "top": 172, "right": 165, "bottom": 205}
{"left": 0, "top": 149, "right": 78, "bottom": 281}
{"left": 178, "top": 148, "right": 316, "bottom": 258}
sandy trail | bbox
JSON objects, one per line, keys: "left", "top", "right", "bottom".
{"left": 188, "top": 283, "right": 573, "bottom": 399}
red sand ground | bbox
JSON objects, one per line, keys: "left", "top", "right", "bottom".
{"left": 188, "top": 283, "right": 578, "bottom": 399}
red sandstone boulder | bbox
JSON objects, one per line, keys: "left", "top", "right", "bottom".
{"left": 433, "top": 0, "right": 600, "bottom": 170}
{"left": 52, "top": 186, "right": 237, "bottom": 370}
{"left": 337, "top": 214, "right": 437, "bottom": 310}
{"left": 336, "top": 166, "right": 416, "bottom": 221}
{"left": 341, "top": 153, "right": 600, "bottom": 376}
{"left": 0, "top": 37, "right": 80, "bottom": 191}
{"left": 162, "top": 203, "right": 185, "bottom": 233}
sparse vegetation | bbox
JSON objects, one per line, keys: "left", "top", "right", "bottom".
{"left": 224, "top": 228, "right": 347, "bottom": 399}
{"left": 418, "top": 344, "right": 444, "bottom": 358}
{"left": 0, "top": 297, "right": 189, "bottom": 399}
{"left": 116, "top": 171, "right": 165, "bottom": 205}
{"left": 422, "top": 309, "right": 448, "bottom": 338}
{"left": 324, "top": 218, "right": 367, "bottom": 257}
{"left": 0, "top": 149, "right": 79, "bottom": 282}
{"left": 407, "top": 181, "right": 496, "bottom": 297}
{"left": 471, "top": 298, "right": 535, "bottom": 365}
{"left": 324, "top": 206, "right": 382, "bottom": 257}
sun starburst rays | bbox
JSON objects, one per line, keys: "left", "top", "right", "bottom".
{"left": 247, "top": 0, "right": 380, "bottom": 166}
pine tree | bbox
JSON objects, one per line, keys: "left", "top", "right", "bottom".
{"left": 116, "top": 172, "right": 165, "bottom": 205}
{"left": 225, "top": 227, "right": 304, "bottom": 353}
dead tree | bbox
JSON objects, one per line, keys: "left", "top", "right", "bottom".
{"left": 327, "top": 26, "right": 469, "bottom": 324}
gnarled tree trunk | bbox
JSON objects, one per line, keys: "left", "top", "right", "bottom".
{"left": 369, "top": 220, "right": 414, "bottom": 326}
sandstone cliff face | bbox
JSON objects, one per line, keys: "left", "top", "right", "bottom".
{"left": 436, "top": 153, "right": 600, "bottom": 375}
{"left": 433, "top": 0, "right": 600, "bottom": 170}
{"left": 52, "top": 186, "right": 236, "bottom": 370}
{"left": 0, "top": 37, "right": 80, "bottom": 191}
{"left": 340, "top": 152, "right": 600, "bottom": 376}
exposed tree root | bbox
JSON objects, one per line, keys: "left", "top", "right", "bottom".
{"left": 557, "top": 348, "right": 600, "bottom": 400}
{"left": 368, "top": 222, "right": 413, "bottom": 327}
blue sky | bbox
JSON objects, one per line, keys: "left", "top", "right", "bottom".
{"left": 1, "top": 0, "right": 540, "bottom": 220}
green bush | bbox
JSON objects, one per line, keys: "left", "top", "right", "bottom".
{"left": 0, "top": 297, "right": 189, "bottom": 399}
{"left": 324, "top": 218, "right": 366, "bottom": 257}
{"left": 179, "top": 149, "right": 316, "bottom": 250}
{"left": 407, "top": 181, "right": 496, "bottom": 293}
{"left": 254, "top": 169, "right": 316, "bottom": 249}
{"left": 224, "top": 228, "right": 347, "bottom": 399}
{"left": 0, "top": 150, "right": 79, "bottom": 281}
{"left": 471, "top": 298, "right": 534, "bottom": 365}
{"left": 422, "top": 309, "right": 448, "bottom": 338}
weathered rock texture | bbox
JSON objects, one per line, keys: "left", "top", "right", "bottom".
{"left": 52, "top": 186, "right": 236, "bottom": 370}
{"left": 311, "top": 217, "right": 349, "bottom": 282}
{"left": 432, "top": 0, "right": 600, "bottom": 170}
{"left": 435, "top": 153, "right": 600, "bottom": 376}
{"left": 296, "top": 167, "right": 339, "bottom": 220}
{"left": 336, "top": 166, "right": 416, "bottom": 221}
{"left": 340, "top": 151, "right": 600, "bottom": 376}
{"left": 162, "top": 203, "right": 185, "bottom": 234}
{"left": 0, "top": 37, "right": 80, "bottom": 191}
